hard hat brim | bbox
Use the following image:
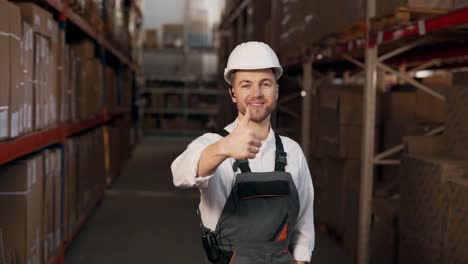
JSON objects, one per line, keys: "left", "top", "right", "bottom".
{"left": 224, "top": 67, "right": 283, "bottom": 85}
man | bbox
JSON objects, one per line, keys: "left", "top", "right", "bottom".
{"left": 171, "top": 41, "right": 314, "bottom": 264}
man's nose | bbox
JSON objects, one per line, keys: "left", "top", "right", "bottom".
{"left": 251, "top": 84, "right": 263, "bottom": 97}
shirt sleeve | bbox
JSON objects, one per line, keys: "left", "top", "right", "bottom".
{"left": 171, "top": 133, "right": 220, "bottom": 189}
{"left": 291, "top": 150, "right": 316, "bottom": 262}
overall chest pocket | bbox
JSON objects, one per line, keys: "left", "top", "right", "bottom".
{"left": 235, "top": 180, "right": 291, "bottom": 242}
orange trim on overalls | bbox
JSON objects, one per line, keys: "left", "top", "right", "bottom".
{"left": 276, "top": 224, "right": 288, "bottom": 242}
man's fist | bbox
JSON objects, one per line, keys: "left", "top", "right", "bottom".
{"left": 221, "top": 107, "right": 262, "bottom": 160}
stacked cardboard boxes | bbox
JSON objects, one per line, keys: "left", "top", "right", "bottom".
{"left": 0, "top": 146, "right": 63, "bottom": 264}
{"left": 0, "top": 0, "right": 26, "bottom": 140}
{"left": 105, "top": 66, "right": 118, "bottom": 113}
{"left": 17, "top": 3, "right": 59, "bottom": 132}
{"left": 308, "top": 84, "right": 378, "bottom": 260}
{"left": 104, "top": 117, "right": 132, "bottom": 185}
{"left": 445, "top": 71, "right": 468, "bottom": 160}
{"left": 0, "top": 154, "right": 44, "bottom": 264}
{"left": 443, "top": 176, "right": 468, "bottom": 264}
{"left": 42, "top": 149, "right": 62, "bottom": 264}
{"left": 63, "top": 128, "right": 107, "bottom": 244}
{"left": 399, "top": 154, "right": 467, "bottom": 264}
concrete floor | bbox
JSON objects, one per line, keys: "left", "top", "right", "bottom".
{"left": 65, "top": 137, "right": 351, "bottom": 264}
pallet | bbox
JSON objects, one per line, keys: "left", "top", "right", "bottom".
{"left": 371, "top": 6, "right": 447, "bottom": 34}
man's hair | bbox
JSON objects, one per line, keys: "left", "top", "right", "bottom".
{"left": 230, "top": 68, "right": 277, "bottom": 87}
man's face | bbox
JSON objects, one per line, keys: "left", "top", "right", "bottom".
{"left": 230, "top": 69, "right": 279, "bottom": 123}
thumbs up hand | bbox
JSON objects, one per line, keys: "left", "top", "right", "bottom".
{"left": 220, "top": 107, "right": 262, "bottom": 160}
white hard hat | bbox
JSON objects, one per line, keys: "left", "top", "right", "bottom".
{"left": 224, "top": 41, "right": 283, "bottom": 85}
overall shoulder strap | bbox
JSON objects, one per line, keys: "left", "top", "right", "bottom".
{"left": 274, "top": 133, "right": 287, "bottom": 172}
{"left": 218, "top": 129, "right": 251, "bottom": 173}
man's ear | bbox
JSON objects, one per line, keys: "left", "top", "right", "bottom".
{"left": 229, "top": 88, "right": 237, "bottom": 103}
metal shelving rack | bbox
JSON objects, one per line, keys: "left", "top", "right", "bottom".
{"left": 1, "top": 1, "right": 143, "bottom": 263}
{"left": 219, "top": 1, "right": 468, "bottom": 263}
{"left": 142, "top": 79, "right": 225, "bottom": 137}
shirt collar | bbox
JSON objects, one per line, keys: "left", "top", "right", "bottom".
{"left": 224, "top": 118, "right": 275, "bottom": 145}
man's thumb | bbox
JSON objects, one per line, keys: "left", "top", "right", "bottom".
{"left": 241, "top": 106, "right": 251, "bottom": 125}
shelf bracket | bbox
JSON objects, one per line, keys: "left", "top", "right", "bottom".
{"left": 377, "top": 62, "right": 446, "bottom": 101}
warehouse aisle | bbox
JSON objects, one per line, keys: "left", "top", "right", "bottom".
{"left": 65, "top": 137, "right": 351, "bottom": 263}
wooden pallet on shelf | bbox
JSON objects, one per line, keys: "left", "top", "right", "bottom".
{"left": 371, "top": 6, "right": 447, "bottom": 34}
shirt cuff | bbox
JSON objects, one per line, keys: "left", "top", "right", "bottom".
{"left": 292, "top": 244, "right": 312, "bottom": 262}
{"left": 189, "top": 145, "right": 215, "bottom": 189}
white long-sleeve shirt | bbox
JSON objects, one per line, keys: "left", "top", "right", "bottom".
{"left": 171, "top": 119, "right": 315, "bottom": 261}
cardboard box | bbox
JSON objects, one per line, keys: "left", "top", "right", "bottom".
{"left": 22, "top": 22, "right": 34, "bottom": 134}
{"left": 323, "top": 158, "right": 361, "bottom": 235}
{"left": 399, "top": 232, "right": 443, "bottom": 264}
{"left": 68, "top": 47, "right": 78, "bottom": 122}
{"left": 377, "top": 0, "right": 453, "bottom": 17}
{"left": 16, "top": 3, "right": 54, "bottom": 39}
{"left": 105, "top": 66, "right": 117, "bottom": 112}
{"left": 342, "top": 159, "right": 363, "bottom": 262}
{"left": 64, "top": 139, "right": 78, "bottom": 243}
{"left": 5, "top": 1, "right": 23, "bottom": 138}
{"left": 444, "top": 176, "right": 468, "bottom": 264}
{"left": 370, "top": 196, "right": 399, "bottom": 264}
{"left": 382, "top": 119, "right": 437, "bottom": 150}
{"left": 445, "top": 71, "right": 468, "bottom": 160}
{"left": 319, "top": 125, "right": 371, "bottom": 158}
{"left": 33, "top": 34, "right": 52, "bottom": 130}
{"left": 43, "top": 150, "right": 54, "bottom": 263}
{"left": 75, "top": 40, "right": 95, "bottom": 61}
{"left": 0, "top": 2, "right": 10, "bottom": 140}
{"left": 52, "top": 149, "right": 63, "bottom": 256}
{"left": 49, "top": 21, "right": 59, "bottom": 128}
{"left": 384, "top": 90, "right": 417, "bottom": 121}
{"left": 400, "top": 155, "right": 467, "bottom": 247}
{"left": 403, "top": 135, "right": 445, "bottom": 156}
{"left": 0, "top": 153, "right": 44, "bottom": 264}
{"left": 144, "top": 29, "right": 158, "bottom": 49}
{"left": 162, "top": 24, "right": 184, "bottom": 48}
{"left": 319, "top": 84, "right": 364, "bottom": 125}
{"left": 453, "top": 0, "right": 468, "bottom": 8}
{"left": 415, "top": 82, "right": 447, "bottom": 123}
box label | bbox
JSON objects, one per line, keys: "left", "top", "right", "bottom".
{"left": 28, "top": 104, "right": 32, "bottom": 130}
{"left": 12, "top": 111, "right": 18, "bottom": 137}
{"left": 0, "top": 109, "right": 7, "bottom": 138}
{"left": 32, "top": 161, "right": 37, "bottom": 185}
{"left": 19, "top": 107, "right": 24, "bottom": 134}
{"left": 34, "top": 14, "right": 40, "bottom": 27}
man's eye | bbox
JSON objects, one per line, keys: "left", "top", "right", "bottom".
{"left": 263, "top": 83, "right": 272, "bottom": 87}
{"left": 242, "top": 85, "right": 249, "bottom": 89}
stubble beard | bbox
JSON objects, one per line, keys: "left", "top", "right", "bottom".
{"left": 238, "top": 99, "right": 276, "bottom": 123}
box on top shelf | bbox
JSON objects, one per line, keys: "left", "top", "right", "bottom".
{"left": 0, "top": 153, "right": 44, "bottom": 264}
{"left": 22, "top": 21, "right": 34, "bottom": 134}
{"left": 57, "top": 28, "right": 68, "bottom": 123}
{"left": 0, "top": 1, "right": 11, "bottom": 140}
{"left": 16, "top": 3, "right": 55, "bottom": 39}
{"left": 5, "top": 1, "right": 23, "bottom": 139}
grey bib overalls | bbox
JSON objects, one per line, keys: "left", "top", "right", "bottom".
{"left": 210, "top": 130, "right": 300, "bottom": 264}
